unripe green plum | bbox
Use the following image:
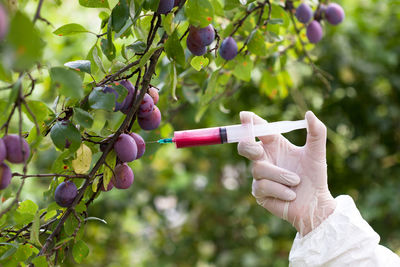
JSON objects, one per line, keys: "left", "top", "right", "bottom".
{"left": 112, "top": 163, "right": 134, "bottom": 189}
{"left": 0, "top": 163, "right": 11, "bottom": 190}
{"left": 54, "top": 181, "right": 78, "bottom": 207}
{"left": 4, "top": 135, "right": 30, "bottom": 163}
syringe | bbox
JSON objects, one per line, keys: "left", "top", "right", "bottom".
{"left": 156, "top": 119, "right": 307, "bottom": 148}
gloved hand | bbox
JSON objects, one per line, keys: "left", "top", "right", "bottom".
{"left": 238, "top": 111, "right": 336, "bottom": 236}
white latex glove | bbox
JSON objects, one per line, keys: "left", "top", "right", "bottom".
{"left": 238, "top": 111, "right": 336, "bottom": 236}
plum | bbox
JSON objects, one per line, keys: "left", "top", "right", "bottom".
{"left": 0, "top": 138, "right": 6, "bottom": 162}
{"left": 189, "top": 25, "right": 215, "bottom": 46}
{"left": 129, "top": 132, "right": 145, "bottom": 159}
{"left": 112, "top": 163, "right": 134, "bottom": 189}
{"left": 101, "top": 180, "right": 114, "bottom": 192}
{"left": 0, "top": 4, "right": 9, "bottom": 41}
{"left": 186, "top": 35, "right": 207, "bottom": 56}
{"left": 54, "top": 181, "right": 78, "bottom": 207}
{"left": 119, "top": 80, "right": 136, "bottom": 114}
{"left": 0, "top": 163, "right": 11, "bottom": 190}
{"left": 148, "top": 87, "right": 159, "bottom": 104}
{"left": 138, "top": 93, "right": 155, "bottom": 118}
{"left": 138, "top": 106, "right": 161, "bottom": 131}
{"left": 114, "top": 134, "right": 138, "bottom": 162}
{"left": 174, "top": 0, "right": 182, "bottom": 7}
{"left": 295, "top": 3, "right": 313, "bottom": 24}
{"left": 4, "top": 135, "right": 30, "bottom": 163}
{"left": 219, "top": 37, "right": 238, "bottom": 60}
{"left": 306, "top": 20, "right": 323, "bottom": 43}
{"left": 325, "top": 3, "right": 345, "bottom": 25}
{"left": 157, "top": 0, "right": 174, "bottom": 14}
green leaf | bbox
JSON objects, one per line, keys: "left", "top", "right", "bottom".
{"left": 73, "top": 107, "right": 94, "bottom": 128}
{"left": 169, "top": 62, "right": 178, "bottom": 101}
{"left": 88, "top": 87, "right": 116, "bottom": 111}
{"left": 111, "top": 0, "right": 130, "bottom": 32}
{"left": 75, "top": 202, "right": 87, "bottom": 213}
{"left": 233, "top": 55, "right": 253, "bottom": 81}
{"left": 50, "top": 121, "right": 82, "bottom": 152}
{"left": 161, "top": 12, "right": 174, "bottom": 35}
{"left": 90, "top": 45, "right": 106, "bottom": 74}
{"left": 0, "top": 247, "right": 18, "bottom": 261}
{"left": 44, "top": 209, "right": 57, "bottom": 221}
{"left": 79, "top": 0, "right": 109, "bottom": 8}
{"left": 100, "top": 38, "right": 116, "bottom": 61}
{"left": 165, "top": 30, "right": 185, "bottom": 66}
{"left": 72, "top": 240, "right": 89, "bottom": 264}
{"left": 185, "top": 0, "right": 214, "bottom": 27}
{"left": 31, "top": 255, "right": 48, "bottom": 267}
{"left": 247, "top": 29, "right": 267, "bottom": 56}
{"left": 30, "top": 211, "right": 42, "bottom": 247}
{"left": 64, "top": 215, "right": 78, "bottom": 236}
{"left": 8, "top": 11, "right": 44, "bottom": 70}
{"left": 14, "top": 200, "right": 38, "bottom": 225}
{"left": 53, "top": 23, "right": 89, "bottom": 36}
{"left": 64, "top": 60, "right": 91, "bottom": 74}
{"left": 126, "top": 41, "right": 146, "bottom": 54}
{"left": 103, "top": 150, "right": 116, "bottom": 190}
{"left": 190, "top": 56, "right": 209, "bottom": 71}
{"left": 49, "top": 67, "right": 84, "bottom": 99}
{"left": 22, "top": 100, "right": 51, "bottom": 124}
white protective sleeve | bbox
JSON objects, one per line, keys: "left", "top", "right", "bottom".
{"left": 289, "top": 195, "right": 400, "bottom": 267}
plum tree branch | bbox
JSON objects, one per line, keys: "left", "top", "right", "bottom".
{"left": 12, "top": 173, "right": 89, "bottom": 179}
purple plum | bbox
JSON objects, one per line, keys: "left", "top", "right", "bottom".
{"left": 295, "top": 3, "right": 313, "bottom": 24}
{"left": 4, "top": 135, "right": 30, "bottom": 163}
{"left": 54, "top": 181, "right": 78, "bottom": 207}
{"left": 219, "top": 37, "right": 238, "bottom": 60}
{"left": 148, "top": 87, "right": 159, "bottom": 104}
{"left": 0, "top": 138, "right": 6, "bottom": 162}
{"left": 112, "top": 163, "right": 134, "bottom": 189}
{"left": 325, "top": 3, "right": 345, "bottom": 25}
{"left": 0, "top": 163, "right": 11, "bottom": 190}
{"left": 157, "top": 0, "right": 174, "bottom": 14}
{"left": 129, "top": 132, "right": 145, "bottom": 159}
{"left": 138, "top": 106, "right": 161, "bottom": 131}
{"left": 138, "top": 93, "right": 155, "bottom": 118}
{"left": 114, "top": 134, "right": 138, "bottom": 162}
{"left": 306, "top": 20, "right": 323, "bottom": 43}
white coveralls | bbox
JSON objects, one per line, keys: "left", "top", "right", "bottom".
{"left": 289, "top": 195, "right": 400, "bottom": 266}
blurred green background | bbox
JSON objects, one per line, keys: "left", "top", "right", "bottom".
{"left": 4, "top": 0, "right": 400, "bottom": 266}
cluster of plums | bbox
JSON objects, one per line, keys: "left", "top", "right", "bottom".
{"left": 157, "top": 0, "right": 239, "bottom": 61}
{"left": 295, "top": 2, "right": 345, "bottom": 43}
{"left": 186, "top": 25, "right": 238, "bottom": 61}
{"left": 104, "top": 80, "right": 161, "bottom": 131}
{"left": 0, "top": 135, "right": 30, "bottom": 190}
{"left": 54, "top": 83, "right": 160, "bottom": 207}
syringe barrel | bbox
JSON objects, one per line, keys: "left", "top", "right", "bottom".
{"left": 173, "top": 127, "right": 227, "bottom": 148}
{"left": 225, "top": 120, "right": 307, "bottom": 143}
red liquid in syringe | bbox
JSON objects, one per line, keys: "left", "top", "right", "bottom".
{"left": 173, "top": 127, "right": 227, "bottom": 148}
